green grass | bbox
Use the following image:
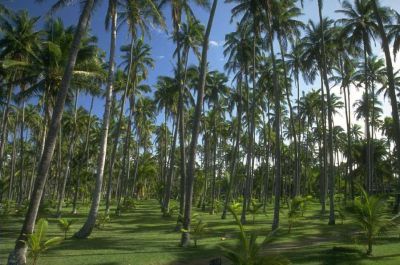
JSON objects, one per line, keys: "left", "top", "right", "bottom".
{"left": 1, "top": 199, "right": 400, "bottom": 265}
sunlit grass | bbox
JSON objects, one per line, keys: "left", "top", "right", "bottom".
{"left": 1, "top": 199, "right": 399, "bottom": 265}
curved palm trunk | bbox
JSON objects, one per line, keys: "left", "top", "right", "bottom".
{"left": 371, "top": 0, "right": 400, "bottom": 213}
{"left": 7, "top": 1, "right": 95, "bottom": 263}
{"left": 180, "top": 0, "right": 218, "bottom": 246}
{"left": 74, "top": 4, "right": 116, "bottom": 239}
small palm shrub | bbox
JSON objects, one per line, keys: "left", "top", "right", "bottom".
{"left": 287, "top": 197, "right": 304, "bottom": 233}
{"left": 95, "top": 213, "right": 111, "bottom": 230}
{"left": 221, "top": 207, "right": 290, "bottom": 265}
{"left": 349, "top": 187, "right": 400, "bottom": 255}
{"left": 248, "top": 200, "right": 263, "bottom": 224}
{"left": 191, "top": 218, "right": 207, "bottom": 247}
{"left": 57, "top": 218, "right": 75, "bottom": 239}
{"left": 163, "top": 201, "right": 179, "bottom": 218}
{"left": 25, "top": 218, "right": 63, "bottom": 265}
{"left": 121, "top": 197, "right": 137, "bottom": 213}
{"left": 0, "top": 200, "right": 13, "bottom": 216}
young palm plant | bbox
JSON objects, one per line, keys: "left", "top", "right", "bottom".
{"left": 25, "top": 219, "right": 63, "bottom": 265}
{"left": 221, "top": 207, "right": 289, "bottom": 265}
{"left": 57, "top": 218, "right": 75, "bottom": 239}
{"left": 350, "top": 187, "right": 400, "bottom": 255}
{"left": 287, "top": 197, "right": 304, "bottom": 233}
{"left": 191, "top": 218, "right": 207, "bottom": 247}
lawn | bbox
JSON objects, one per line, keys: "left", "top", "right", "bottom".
{"left": 1, "top": 199, "right": 400, "bottom": 265}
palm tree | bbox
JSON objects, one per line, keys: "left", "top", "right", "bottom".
{"left": 272, "top": 0, "right": 304, "bottom": 197}
{"left": 104, "top": 38, "right": 154, "bottom": 214}
{"left": 300, "top": 17, "right": 337, "bottom": 223}
{"left": 7, "top": 0, "right": 96, "bottom": 263}
{"left": 370, "top": 0, "right": 400, "bottom": 213}
{"left": 260, "top": 0, "right": 283, "bottom": 230}
{"left": 221, "top": 25, "right": 250, "bottom": 219}
{"left": 73, "top": 0, "right": 117, "bottom": 239}
{"left": 337, "top": 0, "right": 378, "bottom": 194}
{"left": 0, "top": 10, "right": 41, "bottom": 182}
{"left": 159, "top": 0, "right": 209, "bottom": 227}
{"left": 181, "top": 0, "right": 218, "bottom": 246}
{"left": 204, "top": 70, "right": 229, "bottom": 214}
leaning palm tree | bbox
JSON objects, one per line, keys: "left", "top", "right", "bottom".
{"left": 75, "top": 0, "right": 164, "bottom": 238}
{"left": 7, "top": 0, "right": 96, "bottom": 263}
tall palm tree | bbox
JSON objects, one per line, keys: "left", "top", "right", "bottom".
{"left": 0, "top": 10, "right": 41, "bottom": 181}
{"left": 104, "top": 38, "right": 154, "bottom": 214}
{"left": 181, "top": 0, "right": 218, "bottom": 246}
{"left": 370, "top": 0, "right": 400, "bottom": 212}
{"left": 159, "top": 0, "right": 209, "bottom": 226}
{"left": 272, "top": 0, "right": 304, "bottom": 197}
{"left": 336, "top": 0, "right": 378, "bottom": 194}
{"left": 220, "top": 25, "right": 250, "bottom": 219}
{"left": 73, "top": 0, "right": 118, "bottom": 238}
{"left": 7, "top": 0, "right": 96, "bottom": 263}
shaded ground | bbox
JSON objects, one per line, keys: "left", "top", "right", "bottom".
{"left": 1, "top": 199, "right": 399, "bottom": 265}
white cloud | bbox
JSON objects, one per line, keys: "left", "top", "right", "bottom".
{"left": 157, "top": 55, "right": 165, "bottom": 60}
{"left": 209, "top": 40, "right": 224, "bottom": 47}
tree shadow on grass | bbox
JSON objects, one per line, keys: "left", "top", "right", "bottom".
{"left": 283, "top": 246, "right": 366, "bottom": 265}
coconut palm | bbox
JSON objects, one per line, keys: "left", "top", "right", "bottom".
{"left": 181, "top": 0, "right": 218, "bottom": 246}
{"left": 369, "top": 0, "right": 400, "bottom": 213}
{"left": 7, "top": 0, "right": 97, "bottom": 262}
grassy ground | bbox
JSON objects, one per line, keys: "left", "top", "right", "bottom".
{"left": 1, "top": 199, "right": 400, "bottom": 265}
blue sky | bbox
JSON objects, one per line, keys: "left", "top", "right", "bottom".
{"left": 3, "top": 0, "right": 400, "bottom": 128}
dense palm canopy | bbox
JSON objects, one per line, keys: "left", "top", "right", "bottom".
{"left": 1, "top": 0, "right": 400, "bottom": 264}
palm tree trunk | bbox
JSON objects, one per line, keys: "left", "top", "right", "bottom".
{"left": 277, "top": 32, "right": 299, "bottom": 197}
{"left": 57, "top": 90, "right": 79, "bottom": 217}
{"left": 105, "top": 48, "right": 134, "bottom": 214}
{"left": 210, "top": 131, "right": 218, "bottom": 215}
{"left": 17, "top": 85, "right": 26, "bottom": 206}
{"left": 8, "top": 122, "right": 18, "bottom": 201}
{"left": 0, "top": 83, "right": 13, "bottom": 176}
{"left": 263, "top": 0, "right": 281, "bottom": 231}
{"left": 163, "top": 114, "right": 178, "bottom": 215}
{"left": 74, "top": 3, "right": 115, "bottom": 239}
{"left": 317, "top": 2, "right": 335, "bottom": 224}
{"left": 7, "top": 1, "right": 95, "bottom": 263}
{"left": 221, "top": 76, "right": 242, "bottom": 219}
{"left": 370, "top": 0, "right": 400, "bottom": 213}
{"left": 180, "top": 0, "right": 218, "bottom": 247}
{"left": 362, "top": 39, "right": 372, "bottom": 193}
{"left": 72, "top": 94, "right": 94, "bottom": 214}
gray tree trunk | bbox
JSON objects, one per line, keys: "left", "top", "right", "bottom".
{"left": 74, "top": 3, "right": 115, "bottom": 239}
{"left": 180, "top": 0, "right": 218, "bottom": 247}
